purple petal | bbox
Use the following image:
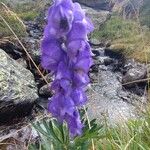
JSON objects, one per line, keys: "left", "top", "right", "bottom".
{"left": 67, "top": 22, "right": 87, "bottom": 41}
{"left": 48, "top": 93, "right": 75, "bottom": 118}
{"left": 67, "top": 40, "right": 82, "bottom": 60}
{"left": 46, "top": 0, "right": 74, "bottom": 38}
{"left": 41, "top": 38, "right": 63, "bottom": 71}
{"left": 56, "top": 61, "right": 72, "bottom": 80}
{"left": 71, "top": 88, "right": 87, "bottom": 106}
{"left": 73, "top": 70, "right": 90, "bottom": 87}
{"left": 65, "top": 110, "right": 83, "bottom": 137}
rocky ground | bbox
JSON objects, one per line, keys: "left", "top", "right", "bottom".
{"left": 0, "top": 0, "right": 149, "bottom": 148}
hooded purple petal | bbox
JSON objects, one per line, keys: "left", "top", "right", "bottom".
{"left": 71, "top": 88, "right": 87, "bottom": 106}
{"left": 48, "top": 93, "right": 75, "bottom": 118}
{"left": 46, "top": 0, "right": 74, "bottom": 38}
{"left": 41, "top": 38, "right": 63, "bottom": 71}
{"left": 65, "top": 110, "right": 83, "bottom": 137}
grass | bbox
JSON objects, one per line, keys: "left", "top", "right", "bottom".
{"left": 91, "top": 16, "right": 150, "bottom": 63}
{"left": 14, "top": 2, "right": 40, "bottom": 21}
{"left": 0, "top": 2, "right": 27, "bottom": 38}
{"left": 95, "top": 110, "right": 150, "bottom": 150}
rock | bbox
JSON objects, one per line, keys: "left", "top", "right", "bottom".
{"left": 113, "top": 0, "right": 143, "bottom": 19}
{"left": 16, "top": 58, "right": 27, "bottom": 68}
{"left": 83, "top": 6, "right": 111, "bottom": 30}
{"left": 73, "top": 0, "right": 114, "bottom": 10}
{"left": 44, "top": 73, "right": 53, "bottom": 83}
{"left": 92, "top": 48, "right": 105, "bottom": 58}
{"left": 0, "top": 39, "right": 23, "bottom": 59}
{"left": 122, "top": 59, "right": 147, "bottom": 84}
{"left": 87, "top": 69, "right": 146, "bottom": 125}
{"left": 22, "top": 37, "right": 41, "bottom": 63}
{"left": 25, "top": 21, "right": 43, "bottom": 39}
{"left": 98, "top": 56, "right": 114, "bottom": 65}
{"left": 39, "top": 84, "right": 52, "bottom": 97}
{"left": 123, "top": 67, "right": 146, "bottom": 84}
{"left": 38, "top": 73, "right": 53, "bottom": 88}
{"left": 89, "top": 38, "right": 105, "bottom": 47}
{"left": 90, "top": 64, "right": 99, "bottom": 73}
{"left": 92, "top": 50, "right": 101, "bottom": 58}
{"left": 0, "top": 49, "right": 38, "bottom": 124}
{"left": 89, "top": 72, "right": 99, "bottom": 83}
{"left": 3, "top": 0, "right": 52, "bottom": 9}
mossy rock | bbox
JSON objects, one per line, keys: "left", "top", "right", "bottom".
{"left": 0, "top": 49, "right": 38, "bottom": 124}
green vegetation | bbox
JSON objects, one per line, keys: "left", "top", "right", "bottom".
{"left": 96, "top": 110, "right": 150, "bottom": 150}
{"left": 30, "top": 109, "right": 150, "bottom": 150}
{"left": 0, "top": 3, "right": 27, "bottom": 38}
{"left": 17, "top": 11, "right": 38, "bottom": 21}
{"left": 14, "top": 3, "right": 40, "bottom": 21}
{"left": 29, "top": 109, "right": 103, "bottom": 150}
{"left": 91, "top": 16, "right": 150, "bottom": 62}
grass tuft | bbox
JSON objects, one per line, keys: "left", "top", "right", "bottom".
{"left": 91, "top": 16, "right": 150, "bottom": 63}
{"left": 0, "top": 3, "right": 27, "bottom": 38}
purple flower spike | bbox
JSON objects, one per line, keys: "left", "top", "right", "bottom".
{"left": 41, "top": 0, "right": 94, "bottom": 137}
{"left": 46, "top": 0, "right": 74, "bottom": 38}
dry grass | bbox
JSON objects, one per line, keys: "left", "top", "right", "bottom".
{"left": 0, "top": 3, "right": 27, "bottom": 38}
{"left": 91, "top": 16, "right": 150, "bottom": 63}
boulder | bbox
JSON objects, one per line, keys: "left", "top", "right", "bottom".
{"left": 83, "top": 6, "right": 111, "bottom": 30}
{"left": 39, "top": 84, "right": 52, "bottom": 97}
{"left": 0, "top": 49, "right": 38, "bottom": 124}
{"left": 73, "top": 0, "right": 114, "bottom": 10}
{"left": 87, "top": 69, "right": 146, "bottom": 125}
{"left": 113, "top": 0, "right": 143, "bottom": 19}
{"left": 122, "top": 59, "right": 147, "bottom": 84}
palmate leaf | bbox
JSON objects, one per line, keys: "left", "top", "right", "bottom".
{"left": 73, "top": 117, "right": 105, "bottom": 148}
{"left": 30, "top": 118, "right": 71, "bottom": 150}
{"left": 31, "top": 121, "right": 50, "bottom": 139}
{"left": 30, "top": 108, "right": 102, "bottom": 150}
{"left": 48, "top": 120, "right": 64, "bottom": 144}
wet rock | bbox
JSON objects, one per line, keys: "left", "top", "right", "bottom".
{"left": 90, "top": 64, "right": 99, "bottom": 73}
{"left": 24, "top": 20, "right": 43, "bottom": 39}
{"left": 89, "top": 38, "right": 105, "bottom": 47}
{"left": 92, "top": 48, "right": 105, "bottom": 59}
{"left": 39, "top": 84, "right": 52, "bottom": 97}
{"left": 99, "top": 56, "right": 114, "bottom": 65}
{"left": 38, "top": 73, "right": 53, "bottom": 88}
{"left": 122, "top": 59, "right": 147, "bottom": 85}
{"left": 73, "top": 0, "right": 114, "bottom": 10}
{"left": 44, "top": 73, "right": 53, "bottom": 83}
{"left": 122, "top": 67, "right": 146, "bottom": 83}
{"left": 37, "top": 97, "right": 49, "bottom": 110}
{"left": 89, "top": 72, "right": 99, "bottom": 83}
{"left": 0, "top": 49, "right": 38, "bottom": 124}
{"left": 87, "top": 69, "right": 146, "bottom": 125}
{"left": 87, "top": 48, "right": 147, "bottom": 124}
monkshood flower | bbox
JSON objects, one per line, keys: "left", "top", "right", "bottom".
{"left": 41, "top": 0, "right": 94, "bottom": 137}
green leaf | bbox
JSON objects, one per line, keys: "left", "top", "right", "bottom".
{"left": 49, "top": 120, "right": 63, "bottom": 144}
